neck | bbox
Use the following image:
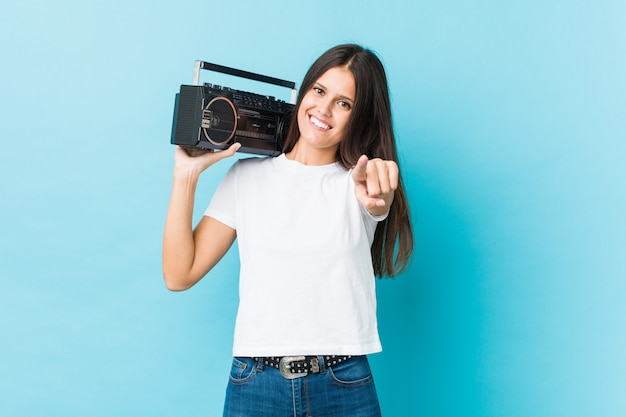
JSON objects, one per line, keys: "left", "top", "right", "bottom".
{"left": 285, "top": 141, "right": 338, "bottom": 166}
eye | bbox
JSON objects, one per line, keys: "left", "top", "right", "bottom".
{"left": 338, "top": 101, "right": 352, "bottom": 110}
{"left": 313, "top": 87, "right": 324, "bottom": 95}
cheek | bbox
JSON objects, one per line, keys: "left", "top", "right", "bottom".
{"left": 296, "top": 106, "right": 308, "bottom": 128}
{"left": 337, "top": 113, "right": 351, "bottom": 131}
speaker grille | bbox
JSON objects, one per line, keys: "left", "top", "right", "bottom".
{"left": 202, "top": 97, "right": 237, "bottom": 146}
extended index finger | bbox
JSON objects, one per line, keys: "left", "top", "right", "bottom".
{"left": 351, "top": 155, "right": 369, "bottom": 182}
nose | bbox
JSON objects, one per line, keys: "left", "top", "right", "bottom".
{"left": 317, "top": 97, "right": 332, "bottom": 117}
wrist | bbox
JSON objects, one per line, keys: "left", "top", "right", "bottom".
{"left": 173, "top": 165, "right": 202, "bottom": 182}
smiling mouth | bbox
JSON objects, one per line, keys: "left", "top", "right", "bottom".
{"left": 309, "top": 115, "right": 331, "bottom": 130}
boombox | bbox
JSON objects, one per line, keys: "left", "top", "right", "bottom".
{"left": 170, "top": 61, "right": 297, "bottom": 157}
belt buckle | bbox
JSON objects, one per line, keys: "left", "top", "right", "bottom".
{"left": 279, "top": 356, "right": 306, "bottom": 379}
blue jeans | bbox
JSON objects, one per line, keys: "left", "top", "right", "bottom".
{"left": 223, "top": 356, "right": 382, "bottom": 417}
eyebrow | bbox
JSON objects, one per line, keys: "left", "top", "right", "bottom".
{"left": 314, "top": 82, "right": 355, "bottom": 103}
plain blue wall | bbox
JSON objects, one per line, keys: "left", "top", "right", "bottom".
{"left": 1, "top": 0, "right": 625, "bottom": 416}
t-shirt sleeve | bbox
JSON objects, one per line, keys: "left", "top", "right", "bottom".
{"left": 203, "top": 161, "right": 239, "bottom": 229}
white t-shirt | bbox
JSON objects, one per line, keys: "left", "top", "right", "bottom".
{"left": 204, "top": 153, "right": 385, "bottom": 357}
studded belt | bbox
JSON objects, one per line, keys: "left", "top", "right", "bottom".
{"left": 254, "top": 355, "right": 353, "bottom": 379}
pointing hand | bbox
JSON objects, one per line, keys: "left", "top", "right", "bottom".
{"left": 351, "top": 155, "right": 398, "bottom": 216}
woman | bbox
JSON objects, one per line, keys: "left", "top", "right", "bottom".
{"left": 163, "top": 44, "right": 413, "bottom": 416}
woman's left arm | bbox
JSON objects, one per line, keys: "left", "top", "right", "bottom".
{"left": 351, "top": 155, "right": 398, "bottom": 217}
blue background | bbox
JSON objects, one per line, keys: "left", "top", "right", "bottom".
{"left": 1, "top": 0, "right": 625, "bottom": 416}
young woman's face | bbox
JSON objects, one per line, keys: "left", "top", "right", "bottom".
{"left": 296, "top": 66, "right": 356, "bottom": 158}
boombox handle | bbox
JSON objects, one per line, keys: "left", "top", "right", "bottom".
{"left": 193, "top": 60, "right": 298, "bottom": 105}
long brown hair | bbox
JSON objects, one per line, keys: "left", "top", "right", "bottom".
{"left": 283, "top": 44, "right": 414, "bottom": 277}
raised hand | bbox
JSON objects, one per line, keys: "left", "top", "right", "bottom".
{"left": 351, "top": 155, "right": 398, "bottom": 216}
{"left": 163, "top": 142, "right": 241, "bottom": 291}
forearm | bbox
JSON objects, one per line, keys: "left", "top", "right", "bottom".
{"left": 162, "top": 169, "right": 202, "bottom": 290}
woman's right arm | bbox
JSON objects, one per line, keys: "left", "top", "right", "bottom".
{"left": 162, "top": 144, "right": 240, "bottom": 291}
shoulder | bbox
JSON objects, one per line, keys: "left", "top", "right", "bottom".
{"left": 233, "top": 156, "right": 270, "bottom": 167}
{"left": 228, "top": 155, "right": 275, "bottom": 175}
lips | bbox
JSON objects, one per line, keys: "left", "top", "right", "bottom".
{"left": 309, "top": 115, "right": 331, "bottom": 130}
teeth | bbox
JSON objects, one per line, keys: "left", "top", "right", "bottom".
{"left": 310, "top": 116, "right": 330, "bottom": 130}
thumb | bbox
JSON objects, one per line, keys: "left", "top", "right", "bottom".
{"left": 213, "top": 142, "right": 241, "bottom": 162}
